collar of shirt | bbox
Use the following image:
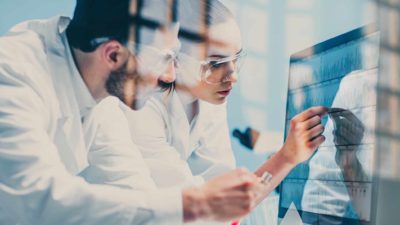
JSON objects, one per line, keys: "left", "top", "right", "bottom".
{"left": 176, "top": 89, "right": 199, "bottom": 130}
{"left": 59, "top": 18, "right": 97, "bottom": 120}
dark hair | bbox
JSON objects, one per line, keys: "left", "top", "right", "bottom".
{"left": 66, "top": 0, "right": 131, "bottom": 52}
{"left": 66, "top": 25, "right": 129, "bottom": 52}
{"left": 158, "top": 80, "right": 175, "bottom": 93}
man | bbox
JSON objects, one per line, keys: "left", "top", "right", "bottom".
{"left": 0, "top": 0, "right": 327, "bottom": 224}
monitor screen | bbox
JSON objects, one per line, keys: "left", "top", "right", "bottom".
{"left": 279, "top": 25, "right": 380, "bottom": 225}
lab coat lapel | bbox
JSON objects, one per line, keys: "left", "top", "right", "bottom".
{"left": 45, "top": 17, "right": 88, "bottom": 174}
{"left": 165, "top": 91, "right": 191, "bottom": 159}
{"left": 189, "top": 100, "right": 211, "bottom": 151}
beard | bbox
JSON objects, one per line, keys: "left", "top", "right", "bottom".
{"left": 106, "top": 63, "right": 176, "bottom": 110}
{"left": 105, "top": 62, "right": 140, "bottom": 109}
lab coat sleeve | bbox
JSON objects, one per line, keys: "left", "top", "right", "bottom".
{"left": 187, "top": 103, "right": 236, "bottom": 181}
{"left": 0, "top": 64, "right": 182, "bottom": 225}
{"left": 126, "top": 99, "right": 204, "bottom": 188}
{"left": 80, "top": 96, "right": 158, "bottom": 191}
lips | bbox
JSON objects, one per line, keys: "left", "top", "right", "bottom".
{"left": 217, "top": 88, "right": 232, "bottom": 97}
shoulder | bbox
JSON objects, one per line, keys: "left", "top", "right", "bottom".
{"left": 0, "top": 18, "right": 56, "bottom": 94}
{"left": 0, "top": 19, "right": 62, "bottom": 122}
{"left": 0, "top": 19, "right": 50, "bottom": 67}
{"left": 86, "top": 96, "right": 126, "bottom": 125}
{"left": 145, "top": 91, "right": 171, "bottom": 114}
{"left": 83, "top": 97, "right": 131, "bottom": 143}
{"left": 124, "top": 93, "right": 173, "bottom": 137}
{"left": 125, "top": 91, "right": 171, "bottom": 122}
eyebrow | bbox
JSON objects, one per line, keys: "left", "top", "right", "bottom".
{"left": 208, "top": 49, "right": 243, "bottom": 59}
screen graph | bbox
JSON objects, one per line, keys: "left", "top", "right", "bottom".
{"left": 279, "top": 25, "right": 380, "bottom": 225}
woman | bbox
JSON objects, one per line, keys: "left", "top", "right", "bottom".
{"left": 125, "top": 0, "right": 245, "bottom": 188}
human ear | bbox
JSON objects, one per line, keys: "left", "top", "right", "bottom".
{"left": 101, "top": 41, "right": 129, "bottom": 70}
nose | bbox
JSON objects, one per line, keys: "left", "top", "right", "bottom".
{"left": 159, "top": 60, "right": 176, "bottom": 84}
{"left": 222, "top": 72, "right": 238, "bottom": 84}
{"left": 227, "top": 72, "right": 238, "bottom": 83}
{"left": 222, "top": 62, "right": 238, "bottom": 83}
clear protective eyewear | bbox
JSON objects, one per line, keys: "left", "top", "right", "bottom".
{"left": 90, "top": 35, "right": 179, "bottom": 80}
{"left": 200, "top": 50, "right": 246, "bottom": 84}
{"left": 127, "top": 42, "right": 179, "bottom": 79}
{"left": 128, "top": 43, "right": 247, "bottom": 86}
{"left": 91, "top": 37, "right": 246, "bottom": 85}
{"left": 175, "top": 49, "right": 246, "bottom": 85}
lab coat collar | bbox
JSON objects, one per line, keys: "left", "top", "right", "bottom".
{"left": 45, "top": 16, "right": 96, "bottom": 118}
{"left": 44, "top": 16, "right": 75, "bottom": 118}
{"left": 165, "top": 90, "right": 213, "bottom": 123}
{"left": 69, "top": 55, "right": 97, "bottom": 118}
{"left": 59, "top": 17, "right": 97, "bottom": 117}
{"left": 191, "top": 99, "right": 214, "bottom": 140}
{"left": 163, "top": 91, "right": 189, "bottom": 139}
{"left": 163, "top": 90, "right": 214, "bottom": 156}
{"left": 44, "top": 16, "right": 89, "bottom": 173}
{"left": 176, "top": 89, "right": 196, "bottom": 106}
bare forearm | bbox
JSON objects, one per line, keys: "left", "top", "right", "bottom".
{"left": 182, "top": 106, "right": 328, "bottom": 222}
{"left": 254, "top": 149, "right": 296, "bottom": 200}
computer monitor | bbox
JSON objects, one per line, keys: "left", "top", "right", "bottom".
{"left": 278, "top": 25, "right": 380, "bottom": 225}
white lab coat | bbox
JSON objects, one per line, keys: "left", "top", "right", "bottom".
{"left": 125, "top": 90, "right": 236, "bottom": 189}
{"left": 0, "top": 16, "right": 182, "bottom": 225}
{"left": 81, "top": 96, "right": 160, "bottom": 191}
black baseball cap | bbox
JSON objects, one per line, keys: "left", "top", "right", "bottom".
{"left": 67, "top": 0, "right": 131, "bottom": 52}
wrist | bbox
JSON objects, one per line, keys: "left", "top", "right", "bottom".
{"left": 182, "top": 187, "right": 209, "bottom": 222}
{"left": 276, "top": 147, "right": 298, "bottom": 167}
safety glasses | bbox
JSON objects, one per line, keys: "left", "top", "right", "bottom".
{"left": 175, "top": 49, "right": 246, "bottom": 85}
{"left": 200, "top": 50, "right": 246, "bottom": 84}
{"left": 129, "top": 44, "right": 246, "bottom": 85}
{"left": 92, "top": 37, "right": 246, "bottom": 85}
{"left": 129, "top": 43, "right": 178, "bottom": 78}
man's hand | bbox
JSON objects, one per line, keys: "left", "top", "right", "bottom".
{"left": 281, "top": 106, "right": 328, "bottom": 165}
{"left": 182, "top": 168, "right": 260, "bottom": 222}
